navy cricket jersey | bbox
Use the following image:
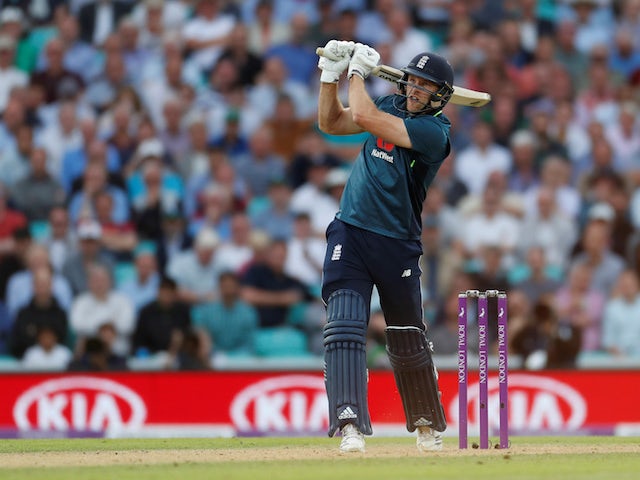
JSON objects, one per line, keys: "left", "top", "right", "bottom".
{"left": 336, "top": 95, "right": 451, "bottom": 240}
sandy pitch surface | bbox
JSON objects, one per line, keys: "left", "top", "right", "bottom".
{"left": 2, "top": 443, "right": 640, "bottom": 468}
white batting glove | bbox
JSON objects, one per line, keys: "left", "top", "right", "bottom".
{"left": 318, "top": 40, "right": 354, "bottom": 83}
{"left": 348, "top": 43, "right": 380, "bottom": 80}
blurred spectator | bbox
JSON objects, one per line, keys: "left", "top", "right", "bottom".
{"left": 249, "top": 179, "right": 295, "bottom": 240}
{"left": 182, "top": 0, "right": 236, "bottom": 74}
{"left": 131, "top": 0, "right": 190, "bottom": 36}
{"left": 167, "top": 227, "right": 222, "bottom": 305}
{"left": 506, "top": 130, "right": 539, "bottom": 194}
{"left": 9, "top": 147, "right": 65, "bottom": 221}
{"left": 553, "top": 20, "right": 589, "bottom": 90}
{"left": 9, "top": 266, "right": 69, "bottom": 359}
{"left": 431, "top": 151, "right": 468, "bottom": 208}
{"left": 117, "top": 243, "right": 160, "bottom": 311}
{"left": 264, "top": 93, "right": 314, "bottom": 163}
{"left": 605, "top": 101, "right": 640, "bottom": 174}
{"left": 219, "top": 23, "right": 263, "bottom": 87}
{"left": 105, "top": 101, "right": 139, "bottom": 169}
{"left": 84, "top": 50, "right": 129, "bottom": 112}
{"left": 518, "top": 185, "right": 578, "bottom": 271}
{"left": 0, "top": 227, "right": 31, "bottom": 302}
{"left": 290, "top": 151, "right": 334, "bottom": 215}
{"left": 41, "top": 206, "right": 76, "bottom": 273}
{"left": 188, "top": 182, "right": 233, "bottom": 239}
{"left": 265, "top": 12, "right": 316, "bottom": 85}
{"left": 153, "top": 197, "right": 192, "bottom": 274}
{"left": 0, "top": 183, "right": 27, "bottom": 258}
{"left": 570, "top": 219, "right": 625, "bottom": 295}
{"left": 30, "top": 37, "right": 84, "bottom": 104}
{"left": 241, "top": 238, "right": 311, "bottom": 328}
{"left": 69, "top": 262, "right": 135, "bottom": 357}
{"left": 234, "top": 125, "right": 286, "bottom": 199}
{"left": 68, "top": 322, "right": 128, "bottom": 371}
{"left": 61, "top": 219, "right": 114, "bottom": 295}
{"left": 0, "top": 34, "right": 28, "bottom": 112}
{"left": 430, "top": 291, "right": 479, "bottom": 355}
{"left": 554, "top": 262, "right": 605, "bottom": 353}
{"left": 601, "top": 269, "right": 640, "bottom": 357}
{"left": 0, "top": 98, "right": 27, "bottom": 175}
{"left": 132, "top": 275, "right": 191, "bottom": 355}
{"left": 246, "top": 0, "right": 290, "bottom": 55}
{"left": 548, "top": 100, "right": 591, "bottom": 164}
{"left": 284, "top": 212, "right": 325, "bottom": 292}
{"left": 6, "top": 243, "right": 72, "bottom": 320}
{"left": 192, "top": 270, "right": 258, "bottom": 356}
{"left": 455, "top": 119, "right": 512, "bottom": 196}
{"left": 387, "top": 7, "right": 433, "bottom": 68}
{"left": 574, "top": 56, "right": 618, "bottom": 128}
{"left": 216, "top": 212, "right": 255, "bottom": 273}
{"left": 287, "top": 129, "right": 343, "bottom": 189}
{"left": 512, "top": 246, "right": 563, "bottom": 305}
{"left": 77, "top": 0, "right": 133, "bottom": 45}
{"left": 511, "top": 300, "right": 581, "bottom": 370}
{"left": 174, "top": 327, "right": 210, "bottom": 370}
{"left": 310, "top": 167, "right": 349, "bottom": 236}
{"left": 178, "top": 112, "right": 210, "bottom": 180}
{"left": 36, "top": 101, "right": 83, "bottom": 178}
{"left": 0, "top": 123, "right": 32, "bottom": 188}
{"left": 68, "top": 160, "right": 129, "bottom": 224}
{"left": 21, "top": 324, "right": 73, "bottom": 371}
{"left": 158, "top": 97, "right": 188, "bottom": 163}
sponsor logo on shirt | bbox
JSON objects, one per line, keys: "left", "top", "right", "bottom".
{"left": 372, "top": 148, "right": 394, "bottom": 163}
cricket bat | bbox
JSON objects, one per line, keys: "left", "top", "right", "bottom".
{"left": 316, "top": 47, "right": 491, "bottom": 108}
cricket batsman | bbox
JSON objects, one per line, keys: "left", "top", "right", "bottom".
{"left": 317, "top": 40, "right": 453, "bottom": 453}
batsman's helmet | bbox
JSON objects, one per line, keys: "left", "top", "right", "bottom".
{"left": 397, "top": 52, "right": 454, "bottom": 114}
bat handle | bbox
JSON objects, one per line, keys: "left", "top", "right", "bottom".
{"left": 316, "top": 47, "right": 325, "bottom": 57}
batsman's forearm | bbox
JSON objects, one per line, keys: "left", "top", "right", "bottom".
{"left": 318, "top": 82, "right": 344, "bottom": 133}
{"left": 348, "top": 76, "right": 378, "bottom": 128}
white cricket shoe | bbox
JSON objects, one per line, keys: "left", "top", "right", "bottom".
{"left": 416, "top": 427, "right": 443, "bottom": 452}
{"left": 339, "top": 424, "right": 365, "bottom": 453}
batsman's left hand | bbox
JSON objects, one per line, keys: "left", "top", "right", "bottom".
{"left": 318, "top": 40, "right": 354, "bottom": 83}
{"left": 348, "top": 43, "right": 380, "bottom": 80}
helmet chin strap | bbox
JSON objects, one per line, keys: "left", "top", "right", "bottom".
{"left": 393, "top": 78, "right": 443, "bottom": 116}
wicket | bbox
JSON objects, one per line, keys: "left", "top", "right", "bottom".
{"left": 457, "top": 290, "right": 509, "bottom": 449}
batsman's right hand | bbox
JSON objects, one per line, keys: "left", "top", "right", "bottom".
{"left": 318, "top": 40, "right": 354, "bottom": 83}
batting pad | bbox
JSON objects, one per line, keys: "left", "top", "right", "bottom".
{"left": 323, "top": 289, "right": 372, "bottom": 436}
{"left": 385, "top": 326, "right": 447, "bottom": 432}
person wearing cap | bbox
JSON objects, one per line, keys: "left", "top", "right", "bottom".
{"left": 166, "top": 227, "right": 223, "bottom": 305}
{"left": 0, "top": 6, "right": 38, "bottom": 73}
{"left": 61, "top": 219, "right": 115, "bottom": 295}
{"left": 0, "top": 33, "right": 27, "bottom": 112}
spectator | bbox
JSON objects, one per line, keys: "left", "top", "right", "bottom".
{"left": 118, "top": 243, "right": 160, "bottom": 312}
{"left": 153, "top": 198, "right": 192, "bottom": 274}
{"left": 0, "top": 227, "right": 31, "bottom": 302}
{"left": 601, "top": 269, "right": 640, "bottom": 357}
{"left": 9, "top": 266, "right": 69, "bottom": 359}
{"left": 454, "top": 119, "right": 512, "bottom": 196}
{"left": 77, "top": 0, "right": 133, "bottom": 46}
{"left": 0, "top": 34, "right": 28, "bottom": 112}
{"left": 61, "top": 219, "right": 114, "bottom": 295}
{"left": 9, "top": 147, "right": 66, "bottom": 221}
{"left": 132, "top": 276, "right": 191, "bottom": 355}
{"left": 287, "top": 129, "right": 343, "bottom": 189}
{"left": 430, "top": 291, "right": 479, "bottom": 355}
{"left": 84, "top": 50, "right": 129, "bottom": 113}
{"left": 167, "top": 227, "right": 222, "bottom": 305}
{"left": 69, "top": 262, "right": 135, "bottom": 357}
{"left": 234, "top": 125, "right": 287, "bottom": 199}
{"left": 0, "top": 183, "right": 27, "bottom": 258}
{"left": 21, "top": 324, "right": 73, "bottom": 371}
{"left": 216, "top": 212, "right": 255, "bottom": 274}
{"left": 264, "top": 93, "right": 314, "bottom": 163}
{"left": 570, "top": 220, "right": 625, "bottom": 295}
{"left": 554, "top": 262, "right": 605, "bottom": 353}
{"left": 284, "top": 212, "right": 326, "bottom": 292}
{"left": 0, "top": 123, "right": 32, "bottom": 188}
{"left": 174, "top": 327, "right": 210, "bottom": 370}
{"left": 218, "top": 23, "right": 264, "bottom": 87}
{"left": 30, "top": 37, "right": 84, "bottom": 104}
{"left": 246, "top": 0, "right": 290, "bottom": 55}
{"left": 41, "top": 206, "right": 77, "bottom": 273}
{"left": 181, "top": 0, "right": 236, "bottom": 74}
{"left": 249, "top": 179, "right": 295, "bottom": 241}
{"left": 192, "top": 270, "right": 259, "bottom": 356}
{"left": 6, "top": 244, "right": 73, "bottom": 320}
{"left": 387, "top": 7, "right": 433, "bottom": 68}
{"left": 241, "top": 238, "right": 310, "bottom": 328}
{"left": 36, "top": 101, "right": 84, "bottom": 178}
{"left": 67, "top": 323, "right": 128, "bottom": 371}
{"left": 188, "top": 182, "right": 234, "bottom": 239}
{"left": 512, "top": 246, "right": 563, "bottom": 305}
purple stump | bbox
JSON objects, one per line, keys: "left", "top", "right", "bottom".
{"left": 457, "top": 293, "right": 468, "bottom": 449}
{"left": 477, "top": 293, "right": 489, "bottom": 449}
{"left": 497, "top": 292, "right": 509, "bottom": 449}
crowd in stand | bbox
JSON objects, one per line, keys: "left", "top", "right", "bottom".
{"left": 0, "top": 0, "right": 640, "bottom": 372}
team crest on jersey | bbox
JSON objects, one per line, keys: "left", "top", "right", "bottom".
{"left": 416, "top": 55, "right": 430, "bottom": 68}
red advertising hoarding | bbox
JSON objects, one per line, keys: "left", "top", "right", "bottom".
{"left": 0, "top": 370, "right": 637, "bottom": 438}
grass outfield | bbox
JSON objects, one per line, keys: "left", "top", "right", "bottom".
{"left": 1, "top": 436, "right": 639, "bottom": 480}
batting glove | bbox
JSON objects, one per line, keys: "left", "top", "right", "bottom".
{"left": 348, "top": 43, "right": 380, "bottom": 80}
{"left": 318, "top": 40, "right": 354, "bottom": 83}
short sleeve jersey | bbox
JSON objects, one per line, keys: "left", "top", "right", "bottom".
{"left": 336, "top": 95, "right": 451, "bottom": 240}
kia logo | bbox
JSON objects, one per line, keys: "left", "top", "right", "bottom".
{"left": 13, "top": 376, "right": 147, "bottom": 433}
{"left": 230, "top": 375, "right": 328, "bottom": 433}
{"left": 448, "top": 373, "right": 587, "bottom": 431}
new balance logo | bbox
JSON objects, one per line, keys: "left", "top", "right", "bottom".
{"left": 338, "top": 406, "right": 358, "bottom": 420}
{"left": 401, "top": 269, "right": 411, "bottom": 277}
{"left": 331, "top": 244, "right": 342, "bottom": 261}
{"left": 414, "top": 417, "right": 433, "bottom": 427}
